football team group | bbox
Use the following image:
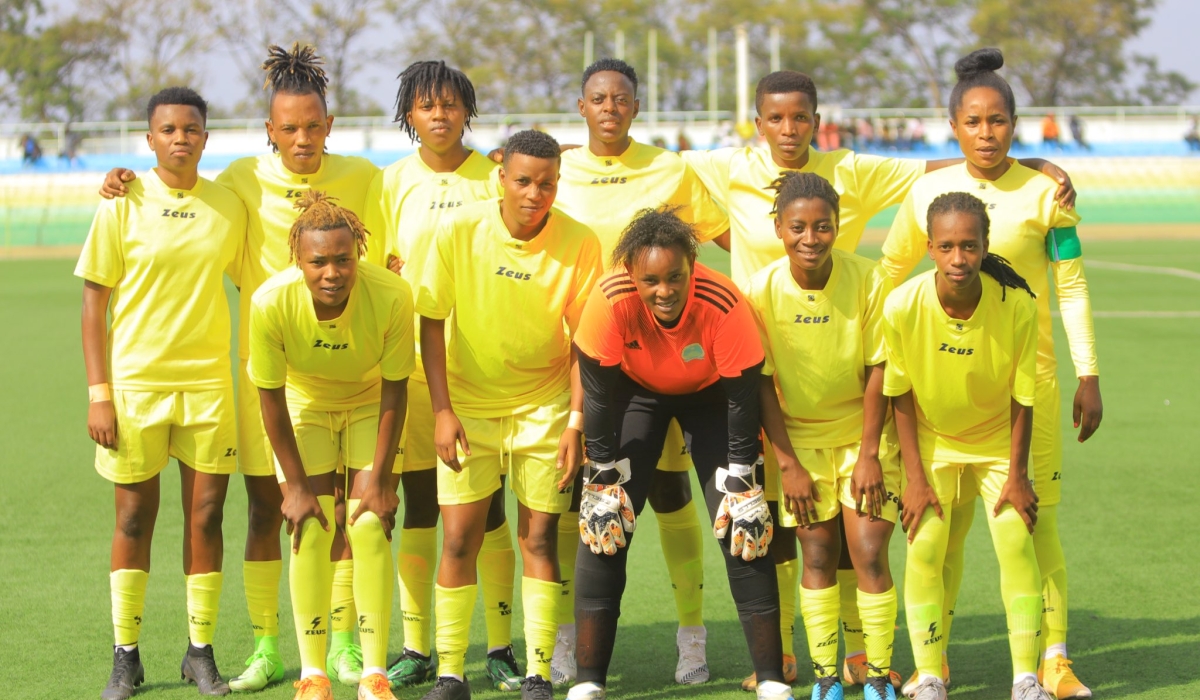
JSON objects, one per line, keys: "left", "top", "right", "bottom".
{"left": 79, "top": 39, "right": 1103, "bottom": 700}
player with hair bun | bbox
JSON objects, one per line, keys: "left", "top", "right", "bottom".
{"left": 569, "top": 207, "right": 792, "bottom": 700}
{"left": 881, "top": 48, "right": 1101, "bottom": 700}
{"left": 743, "top": 171, "right": 900, "bottom": 700}
{"left": 249, "top": 190, "right": 414, "bottom": 700}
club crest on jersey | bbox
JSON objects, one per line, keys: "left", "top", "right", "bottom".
{"left": 495, "top": 266, "right": 532, "bottom": 281}
{"left": 938, "top": 342, "right": 974, "bottom": 356}
{"left": 681, "top": 343, "right": 705, "bottom": 362}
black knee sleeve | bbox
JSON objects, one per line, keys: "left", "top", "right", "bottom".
{"left": 573, "top": 544, "right": 631, "bottom": 685}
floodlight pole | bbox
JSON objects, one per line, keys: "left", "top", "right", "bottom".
{"left": 708, "top": 27, "right": 718, "bottom": 115}
{"left": 584, "top": 31, "right": 594, "bottom": 70}
{"left": 770, "top": 26, "right": 781, "bottom": 72}
{"left": 615, "top": 30, "right": 625, "bottom": 60}
{"left": 736, "top": 24, "right": 749, "bottom": 131}
{"left": 649, "top": 29, "right": 659, "bottom": 131}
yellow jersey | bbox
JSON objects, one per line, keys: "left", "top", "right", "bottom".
{"left": 882, "top": 271, "right": 1038, "bottom": 463}
{"left": 682, "top": 146, "right": 925, "bottom": 286}
{"left": 414, "top": 199, "right": 603, "bottom": 418}
{"left": 75, "top": 170, "right": 245, "bottom": 391}
{"left": 216, "top": 153, "right": 379, "bottom": 359}
{"left": 879, "top": 161, "right": 1095, "bottom": 380}
{"left": 743, "top": 251, "right": 892, "bottom": 448}
{"left": 556, "top": 139, "right": 728, "bottom": 260}
{"left": 248, "top": 262, "right": 415, "bottom": 412}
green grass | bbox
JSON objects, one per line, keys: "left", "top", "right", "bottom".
{"left": 2, "top": 240, "right": 1198, "bottom": 699}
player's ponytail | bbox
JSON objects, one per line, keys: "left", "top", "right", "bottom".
{"left": 611, "top": 205, "right": 699, "bottom": 269}
{"left": 768, "top": 171, "right": 839, "bottom": 222}
{"left": 926, "top": 191, "right": 1034, "bottom": 301}
{"left": 288, "top": 190, "right": 371, "bottom": 263}
{"left": 262, "top": 43, "right": 329, "bottom": 150}
{"left": 949, "top": 47, "right": 1016, "bottom": 120}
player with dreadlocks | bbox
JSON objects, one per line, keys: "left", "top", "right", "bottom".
{"left": 883, "top": 191, "right": 1047, "bottom": 700}
{"left": 880, "top": 48, "right": 1101, "bottom": 700}
{"left": 249, "top": 190, "right": 413, "bottom": 700}
{"left": 361, "top": 60, "right": 523, "bottom": 691}
{"left": 99, "top": 43, "right": 381, "bottom": 692}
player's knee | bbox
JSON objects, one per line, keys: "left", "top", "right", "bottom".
{"left": 247, "top": 497, "right": 283, "bottom": 539}
{"left": 333, "top": 497, "right": 347, "bottom": 529}
{"left": 727, "top": 559, "right": 780, "bottom": 618}
{"left": 191, "top": 496, "right": 225, "bottom": 540}
{"left": 647, "top": 471, "right": 690, "bottom": 513}
{"left": 772, "top": 524, "right": 798, "bottom": 561}
{"left": 115, "top": 509, "right": 151, "bottom": 542}
{"left": 439, "top": 527, "right": 479, "bottom": 564}
{"left": 347, "top": 510, "right": 389, "bottom": 557}
{"left": 519, "top": 526, "right": 556, "bottom": 565}
{"left": 574, "top": 546, "right": 628, "bottom": 603}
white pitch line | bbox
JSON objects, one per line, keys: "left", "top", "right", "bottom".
{"left": 1050, "top": 310, "right": 1200, "bottom": 318}
{"left": 1088, "top": 259, "right": 1200, "bottom": 281}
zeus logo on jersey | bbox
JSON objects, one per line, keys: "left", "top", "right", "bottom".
{"left": 590, "top": 176, "right": 628, "bottom": 184}
{"left": 161, "top": 209, "right": 196, "bottom": 218}
{"left": 794, "top": 314, "right": 831, "bottom": 324}
{"left": 938, "top": 342, "right": 974, "bottom": 356}
{"left": 495, "top": 266, "right": 532, "bottom": 280}
{"left": 284, "top": 189, "right": 308, "bottom": 199}
{"left": 313, "top": 339, "right": 351, "bottom": 350}
{"left": 428, "top": 200, "right": 464, "bottom": 209}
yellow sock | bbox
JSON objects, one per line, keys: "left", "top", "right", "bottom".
{"left": 110, "top": 569, "right": 148, "bottom": 647}
{"left": 330, "top": 558, "right": 356, "bottom": 643}
{"left": 800, "top": 584, "right": 840, "bottom": 677}
{"left": 1033, "top": 505, "right": 1069, "bottom": 651}
{"left": 347, "top": 498, "right": 393, "bottom": 671}
{"left": 291, "top": 495, "right": 336, "bottom": 674}
{"left": 556, "top": 516, "right": 579, "bottom": 626}
{"left": 434, "top": 584, "right": 477, "bottom": 680}
{"left": 655, "top": 501, "right": 705, "bottom": 628}
{"left": 857, "top": 587, "right": 897, "bottom": 677}
{"left": 986, "top": 503, "right": 1042, "bottom": 678}
{"left": 186, "top": 572, "right": 222, "bottom": 645}
{"left": 479, "top": 521, "right": 515, "bottom": 650}
{"left": 905, "top": 506, "right": 950, "bottom": 680}
{"left": 243, "top": 560, "right": 282, "bottom": 639}
{"left": 837, "top": 569, "right": 864, "bottom": 658}
{"left": 398, "top": 526, "right": 437, "bottom": 656}
{"left": 522, "top": 576, "right": 560, "bottom": 680}
{"left": 942, "top": 498, "right": 975, "bottom": 651}
{"left": 776, "top": 558, "right": 799, "bottom": 657}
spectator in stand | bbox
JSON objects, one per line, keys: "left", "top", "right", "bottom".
{"left": 1069, "top": 115, "right": 1091, "bottom": 152}
{"left": 21, "top": 134, "right": 43, "bottom": 166}
{"left": 1185, "top": 117, "right": 1199, "bottom": 152}
{"left": 1042, "top": 113, "right": 1061, "bottom": 150}
{"left": 909, "top": 119, "right": 926, "bottom": 150}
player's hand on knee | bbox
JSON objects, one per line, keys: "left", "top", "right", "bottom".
{"left": 351, "top": 480, "right": 401, "bottom": 539}
{"left": 900, "top": 477, "right": 943, "bottom": 543}
{"left": 434, "top": 408, "right": 470, "bottom": 472}
{"left": 995, "top": 475, "right": 1039, "bottom": 534}
{"left": 88, "top": 399, "right": 119, "bottom": 450}
{"left": 282, "top": 488, "right": 330, "bottom": 553}
{"left": 779, "top": 457, "right": 819, "bottom": 528}
{"left": 851, "top": 451, "right": 887, "bottom": 520}
{"left": 579, "top": 458, "right": 635, "bottom": 555}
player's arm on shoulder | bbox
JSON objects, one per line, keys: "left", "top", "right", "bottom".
{"left": 878, "top": 193, "right": 924, "bottom": 286}
{"left": 1018, "top": 157, "right": 1076, "bottom": 210}
{"left": 98, "top": 167, "right": 137, "bottom": 199}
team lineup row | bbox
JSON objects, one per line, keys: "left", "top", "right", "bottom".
{"left": 81, "top": 42, "right": 1102, "bottom": 700}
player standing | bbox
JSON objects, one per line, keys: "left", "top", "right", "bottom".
{"left": 362, "top": 61, "right": 523, "bottom": 691}
{"left": 743, "top": 172, "right": 899, "bottom": 700}
{"left": 414, "top": 130, "right": 602, "bottom": 700}
{"left": 569, "top": 207, "right": 791, "bottom": 700}
{"left": 885, "top": 192, "right": 1050, "bottom": 700}
{"left": 81, "top": 87, "right": 245, "bottom": 700}
{"left": 880, "top": 49, "right": 1101, "bottom": 700}
{"left": 549, "top": 58, "right": 730, "bottom": 687}
{"left": 100, "top": 44, "right": 381, "bottom": 691}
{"left": 248, "top": 191, "right": 412, "bottom": 700}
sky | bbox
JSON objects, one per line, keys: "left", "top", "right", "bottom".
{"left": 34, "top": 0, "right": 1200, "bottom": 117}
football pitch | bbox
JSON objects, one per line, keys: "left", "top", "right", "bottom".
{"left": 2, "top": 238, "right": 1198, "bottom": 699}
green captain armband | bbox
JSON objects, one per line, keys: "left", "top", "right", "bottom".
{"left": 1047, "top": 226, "right": 1081, "bottom": 262}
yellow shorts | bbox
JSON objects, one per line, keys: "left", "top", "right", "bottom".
{"left": 777, "top": 439, "right": 901, "bottom": 528}
{"left": 1031, "top": 375, "right": 1063, "bottom": 506}
{"left": 276, "top": 403, "right": 385, "bottom": 482}
{"left": 924, "top": 459, "right": 1012, "bottom": 509}
{"left": 438, "top": 392, "right": 573, "bottom": 514}
{"left": 655, "top": 419, "right": 694, "bottom": 472}
{"left": 236, "top": 359, "right": 275, "bottom": 478}
{"left": 96, "top": 388, "right": 237, "bottom": 484}
{"left": 397, "top": 372, "right": 438, "bottom": 473}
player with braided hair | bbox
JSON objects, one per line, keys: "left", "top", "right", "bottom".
{"left": 881, "top": 48, "right": 1101, "bottom": 700}
{"left": 99, "top": 42, "right": 380, "bottom": 692}
{"left": 884, "top": 191, "right": 1048, "bottom": 700}
{"left": 743, "top": 171, "right": 899, "bottom": 700}
{"left": 249, "top": 190, "right": 414, "bottom": 700}
{"left": 570, "top": 207, "right": 792, "bottom": 700}
{"left": 361, "top": 60, "right": 524, "bottom": 690}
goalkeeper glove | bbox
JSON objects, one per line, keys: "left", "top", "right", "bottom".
{"left": 579, "top": 458, "right": 636, "bottom": 556}
{"left": 713, "top": 461, "right": 773, "bottom": 561}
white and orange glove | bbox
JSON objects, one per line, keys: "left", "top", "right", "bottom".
{"left": 713, "top": 460, "right": 773, "bottom": 561}
{"left": 579, "top": 458, "right": 636, "bottom": 556}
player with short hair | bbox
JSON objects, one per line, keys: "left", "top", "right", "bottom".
{"left": 99, "top": 44, "right": 381, "bottom": 691}
{"left": 248, "top": 191, "right": 413, "bottom": 700}
{"left": 80, "top": 86, "right": 246, "bottom": 700}
{"left": 362, "top": 60, "right": 522, "bottom": 691}
{"left": 548, "top": 57, "right": 731, "bottom": 687}
{"left": 744, "top": 172, "right": 899, "bottom": 700}
{"left": 569, "top": 207, "right": 790, "bottom": 700}
{"left": 880, "top": 49, "right": 1101, "bottom": 700}
{"left": 414, "top": 129, "right": 602, "bottom": 700}
{"left": 683, "top": 69, "right": 1075, "bottom": 692}
{"left": 885, "top": 191, "right": 1049, "bottom": 700}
